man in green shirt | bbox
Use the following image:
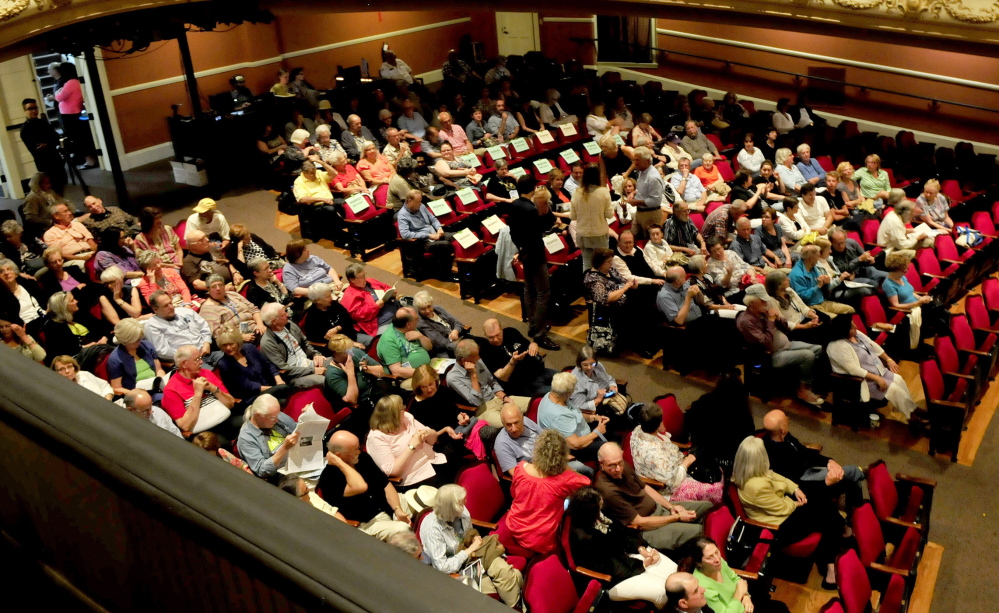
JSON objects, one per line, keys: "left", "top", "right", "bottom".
{"left": 376, "top": 307, "right": 432, "bottom": 389}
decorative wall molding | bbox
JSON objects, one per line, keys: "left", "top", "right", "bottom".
{"left": 109, "top": 17, "right": 472, "bottom": 97}
{"left": 657, "top": 28, "right": 999, "bottom": 93}
{"left": 588, "top": 64, "right": 999, "bottom": 155}
{"left": 827, "top": 0, "right": 999, "bottom": 24}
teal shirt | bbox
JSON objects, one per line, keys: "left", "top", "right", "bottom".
{"left": 325, "top": 347, "right": 378, "bottom": 400}
{"left": 694, "top": 560, "right": 745, "bottom": 613}
{"left": 377, "top": 327, "right": 431, "bottom": 371}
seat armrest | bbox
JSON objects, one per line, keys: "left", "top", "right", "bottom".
{"left": 743, "top": 517, "right": 781, "bottom": 531}
{"left": 639, "top": 477, "right": 666, "bottom": 489}
{"left": 869, "top": 562, "right": 910, "bottom": 577}
{"left": 957, "top": 348, "right": 992, "bottom": 358}
{"left": 345, "top": 519, "right": 361, "bottom": 527}
{"left": 573, "top": 566, "right": 613, "bottom": 582}
{"left": 804, "top": 443, "right": 823, "bottom": 452}
{"left": 945, "top": 371, "right": 976, "bottom": 380}
{"left": 896, "top": 473, "right": 937, "bottom": 488}
{"left": 883, "top": 516, "right": 923, "bottom": 532}
{"left": 926, "top": 398, "right": 970, "bottom": 410}
{"left": 732, "top": 568, "right": 760, "bottom": 581}
{"left": 471, "top": 519, "right": 498, "bottom": 531}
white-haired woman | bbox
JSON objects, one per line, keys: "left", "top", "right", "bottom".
{"left": 877, "top": 196, "right": 932, "bottom": 256}
{"left": 39, "top": 291, "right": 108, "bottom": 364}
{"left": 137, "top": 249, "right": 199, "bottom": 310}
{"left": 282, "top": 128, "right": 315, "bottom": 176}
{"left": 107, "top": 317, "right": 165, "bottom": 398}
{"left": 420, "top": 483, "right": 524, "bottom": 607}
{"left": 199, "top": 274, "right": 264, "bottom": 340}
{"left": 774, "top": 148, "right": 806, "bottom": 195}
{"left": 52, "top": 354, "right": 113, "bottom": 400}
{"left": 302, "top": 282, "right": 357, "bottom": 353}
{"left": 0, "top": 219, "right": 45, "bottom": 276}
{"left": 314, "top": 123, "right": 346, "bottom": 166}
{"left": 538, "top": 88, "right": 577, "bottom": 129}
{"left": 914, "top": 179, "right": 953, "bottom": 231}
{"left": 244, "top": 257, "right": 291, "bottom": 309}
{"left": 0, "top": 257, "right": 45, "bottom": 326}
{"left": 414, "top": 290, "right": 466, "bottom": 356}
{"left": 732, "top": 436, "right": 846, "bottom": 589}
{"left": 101, "top": 265, "right": 144, "bottom": 324}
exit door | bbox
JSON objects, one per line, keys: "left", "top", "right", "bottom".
{"left": 495, "top": 13, "right": 539, "bottom": 57}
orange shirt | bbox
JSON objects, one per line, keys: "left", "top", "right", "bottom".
{"left": 694, "top": 164, "right": 722, "bottom": 188}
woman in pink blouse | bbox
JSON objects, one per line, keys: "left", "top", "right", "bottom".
{"left": 356, "top": 142, "right": 395, "bottom": 187}
{"left": 136, "top": 250, "right": 200, "bottom": 310}
{"left": 47, "top": 62, "right": 98, "bottom": 168}
{"left": 365, "top": 394, "right": 452, "bottom": 490}
{"left": 629, "top": 403, "right": 722, "bottom": 504}
{"left": 133, "top": 207, "right": 183, "bottom": 269}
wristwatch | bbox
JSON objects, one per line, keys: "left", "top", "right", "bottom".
{"left": 408, "top": 444, "right": 417, "bottom": 451}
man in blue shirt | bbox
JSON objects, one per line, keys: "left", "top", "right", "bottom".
{"left": 396, "top": 189, "right": 455, "bottom": 281}
{"left": 494, "top": 404, "right": 593, "bottom": 477}
{"left": 397, "top": 100, "right": 429, "bottom": 141}
{"left": 789, "top": 244, "right": 854, "bottom": 315}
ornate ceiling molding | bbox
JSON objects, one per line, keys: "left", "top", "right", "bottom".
{"left": 828, "top": 0, "right": 999, "bottom": 24}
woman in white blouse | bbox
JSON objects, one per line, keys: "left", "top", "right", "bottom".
{"left": 777, "top": 198, "right": 811, "bottom": 245}
{"left": 772, "top": 98, "right": 795, "bottom": 134}
{"left": 736, "top": 133, "right": 765, "bottom": 175}
{"left": 775, "top": 148, "right": 807, "bottom": 195}
{"left": 52, "top": 354, "right": 113, "bottom": 400}
{"left": 794, "top": 184, "right": 833, "bottom": 235}
{"left": 586, "top": 102, "right": 623, "bottom": 137}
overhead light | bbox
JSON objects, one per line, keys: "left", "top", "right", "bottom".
{"left": 877, "top": 25, "right": 906, "bottom": 30}
{"left": 765, "top": 10, "right": 793, "bottom": 16}
{"left": 810, "top": 16, "right": 841, "bottom": 22}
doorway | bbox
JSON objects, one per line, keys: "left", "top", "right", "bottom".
{"left": 495, "top": 13, "right": 539, "bottom": 57}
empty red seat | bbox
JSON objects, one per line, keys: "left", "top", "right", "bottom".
{"left": 919, "top": 359, "right": 971, "bottom": 461}
{"left": 866, "top": 459, "right": 935, "bottom": 529}
{"left": 836, "top": 549, "right": 907, "bottom": 613}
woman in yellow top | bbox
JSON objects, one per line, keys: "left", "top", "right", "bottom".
{"left": 732, "top": 436, "right": 846, "bottom": 589}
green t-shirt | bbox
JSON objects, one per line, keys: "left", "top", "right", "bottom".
{"left": 325, "top": 348, "right": 378, "bottom": 400}
{"left": 693, "top": 561, "right": 743, "bottom": 613}
{"left": 376, "top": 327, "right": 430, "bottom": 371}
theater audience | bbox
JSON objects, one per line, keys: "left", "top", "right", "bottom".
{"left": 318, "top": 430, "right": 413, "bottom": 540}
{"left": 795, "top": 144, "right": 825, "bottom": 184}
{"left": 52, "top": 354, "right": 112, "bottom": 400}
{"left": 755, "top": 207, "right": 794, "bottom": 268}
{"left": 915, "top": 179, "right": 953, "bottom": 230}
{"left": 357, "top": 142, "right": 394, "bottom": 187}
{"left": 185, "top": 199, "right": 230, "bottom": 247}
{"left": 538, "top": 371, "right": 608, "bottom": 463}
{"left": 595, "top": 442, "right": 710, "bottom": 553}
{"left": 571, "top": 163, "right": 615, "bottom": 271}
{"left": 302, "top": 282, "right": 357, "bottom": 350}
{"left": 681, "top": 122, "right": 717, "bottom": 167}
{"left": 774, "top": 148, "right": 807, "bottom": 195}
{"left": 238, "top": 394, "right": 300, "bottom": 479}
{"left": 506, "top": 429, "right": 590, "bottom": 555}
{"left": 567, "top": 487, "right": 677, "bottom": 608}
{"left": 0, "top": 316, "right": 44, "bottom": 363}
{"left": 0, "top": 258, "right": 45, "bottom": 325}
{"left": 367, "top": 394, "right": 450, "bottom": 489}
{"left": 95, "top": 228, "right": 141, "bottom": 278}
{"left": 882, "top": 250, "right": 933, "bottom": 350}
{"left": 341, "top": 263, "right": 398, "bottom": 345}
{"left": 341, "top": 114, "right": 379, "bottom": 161}
{"left": 144, "top": 290, "right": 211, "bottom": 362}
{"left": 137, "top": 251, "right": 198, "bottom": 310}
{"left": 107, "top": 318, "right": 165, "bottom": 397}
{"left": 732, "top": 436, "right": 846, "bottom": 588}
{"left": 44, "top": 202, "right": 96, "bottom": 263}
{"left": 447, "top": 338, "right": 528, "bottom": 427}
{"left": 39, "top": 291, "right": 108, "bottom": 363}
{"left": 795, "top": 184, "right": 833, "bottom": 235}
{"left": 100, "top": 265, "right": 143, "bottom": 324}
{"left": 282, "top": 239, "right": 343, "bottom": 298}
{"left": 1, "top": 220, "right": 45, "bottom": 277}
{"left": 134, "top": 207, "right": 183, "bottom": 269}
{"left": 878, "top": 199, "right": 931, "bottom": 255}
{"left": 398, "top": 190, "right": 455, "bottom": 281}
{"left": 686, "top": 537, "right": 758, "bottom": 613}
{"left": 420, "top": 484, "right": 524, "bottom": 606}
{"left": 198, "top": 275, "right": 263, "bottom": 339}
{"left": 22, "top": 172, "right": 68, "bottom": 239}
{"left": 487, "top": 98, "right": 520, "bottom": 142}
{"left": 852, "top": 154, "right": 891, "bottom": 201}
{"left": 324, "top": 334, "right": 385, "bottom": 409}
{"left": 789, "top": 245, "right": 854, "bottom": 315}
{"left": 161, "top": 344, "right": 236, "bottom": 436}
{"left": 737, "top": 133, "right": 765, "bottom": 175}
{"left": 377, "top": 307, "right": 433, "bottom": 384}
{"left": 182, "top": 231, "right": 236, "bottom": 292}
{"left": 259, "top": 302, "right": 326, "bottom": 388}
{"left": 433, "top": 142, "right": 480, "bottom": 188}
{"left": 630, "top": 404, "right": 723, "bottom": 504}
{"left": 122, "top": 389, "right": 182, "bottom": 438}
{"left": 245, "top": 257, "right": 291, "bottom": 309}
{"left": 413, "top": 290, "right": 464, "bottom": 356}
{"left": 476, "top": 318, "right": 556, "bottom": 398}
{"left": 736, "top": 295, "right": 824, "bottom": 406}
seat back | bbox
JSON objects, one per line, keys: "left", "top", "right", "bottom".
{"left": 372, "top": 183, "right": 389, "bottom": 209}
{"left": 934, "top": 335, "right": 960, "bottom": 374}
{"left": 903, "top": 265, "right": 925, "bottom": 292}
{"left": 366, "top": 336, "right": 381, "bottom": 362}
{"left": 456, "top": 462, "right": 506, "bottom": 524}
{"left": 860, "top": 219, "right": 880, "bottom": 246}
{"left": 703, "top": 506, "right": 735, "bottom": 560}
{"left": 859, "top": 295, "right": 888, "bottom": 327}
{"left": 940, "top": 179, "right": 963, "bottom": 202}
{"left": 716, "top": 160, "right": 735, "bottom": 182}
{"left": 705, "top": 201, "right": 724, "bottom": 217}
{"left": 526, "top": 394, "right": 543, "bottom": 423}
{"left": 816, "top": 155, "right": 834, "bottom": 172}
{"left": 689, "top": 212, "right": 705, "bottom": 232}
{"left": 934, "top": 234, "right": 961, "bottom": 262}
{"left": 835, "top": 550, "right": 872, "bottom": 613}
{"left": 949, "top": 314, "right": 976, "bottom": 352}
{"left": 175, "top": 220, "right": 188, "bottom": 249}
{"left": 879, "top": 574, "right": 907, "bottom": 613}
{"left": 726, "top": 481, "right": 748, "bottom": 519}
{"left": 706, "top": 134, "right": 726, "bottom": 152}
{"left": 284, "top": 388, "right": 335, "bottom": 421}
{"left": 866, "top": 461, "right": 898, "bottom": 522}
{"left": 850, "top": 503, "right": 886, "bottom": 567}
{"left": 452, "top": 231, "right": 490, "bottom": 260}
{"left": 545, "top": 234, "right": 579, "bottom": 265}
{"left": 972, "top": 210, "right": 995, "bottom": 235}
{"left": 888, "top": 526, "right": 921, "bottom": 571}
{"left": 622, "top": 430, "right": 635, "bottom": 465}
{"left": 655, "top": 394, "right": 684, "bottom": 440}
{"left": 967, "top": 295, "right": 993, "bottom": 331}
{"left": 984, "top": 278, "right": 999, "bottom": 313}
{"left": 343, "top": 193, "right": 378, "bottom": 221}
{"left": 523, "top": 555, "right": 584, "bottom": 613}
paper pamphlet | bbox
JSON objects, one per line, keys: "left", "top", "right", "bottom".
{"left": 560, "top": 149, "right": 580, "bottom": 164}
{"left": 430, "top": 357, "right": 456, "bottom": 374}
{"left": 583, "top": 141, "right": 601, "bottom": 155}
{"left": 614, "top": 134, "right": 626, "bottom": 147}
{"left": 375, "top": 285, "right": 397, "bottom": 302}
{"left": 454, "top": 228, "right": 480, "bottom": 249}
{"left": 536, "top": 130, "right": 554, "bottom": 144}
{"left": 482, "top": 215, "right": 507, "bottom": 234}
{"left": 346, "top": 194, "right": 368, "bottom": 214}
{"left": 428, "top": 199, "right": 452, "bottom": 216}
{"left": 509, "top": 167, "right": 527, "bottom": 179}
{"left": 533, "top": 159, "right": 554, "bottom": 174}
{"left": 456, "top": 187, "right": 478, "bottom": 205}
{"left": 543, "top": 233, "right": 564, "bottom": 254}
{"left": 286, "top": 405, "right": 331, "bottom": 474}
{"left": 510, "top": 138, "right": 529, "bottom": 152}
{"left": 486, "top": 145, "right": 506, "bottom": 160}
{"left": 559, "top": 123, "right": 577, "bottom": 137}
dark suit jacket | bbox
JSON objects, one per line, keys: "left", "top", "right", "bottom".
{"left": 763, "top": 432, "right": 831, "bottom": 482}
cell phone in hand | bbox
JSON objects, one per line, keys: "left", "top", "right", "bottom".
{"left": 604, "top": 391, "right": 616, "bottom": 398}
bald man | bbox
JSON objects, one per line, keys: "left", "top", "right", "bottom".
{"left": 474, "top": 318, "right": 556, "bottom": 397}
{"left": 181, "top": 229, "right": 235, "bottom": 292}
{"left": 762, "top": 409, "right": 863, "bottom": 506}
{"left": 664, "top": 572, "right": 710, "bottom": 613}
{"left": 120, "top": 389, "right": 182, "bottom": 437}
{"left": 493, "top": 403, "right": 593, "bottom": 477}
{"left": 317, "top": 430, "right": 412, "bottom": 540}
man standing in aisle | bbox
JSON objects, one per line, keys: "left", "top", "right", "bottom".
{"left": 508, "top": 175, "right": 560, "bottom": 351}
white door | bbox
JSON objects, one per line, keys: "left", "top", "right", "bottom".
{"left": 495, "top": 13, "right": 539, "bottom": 57}
{"left": 0, "top": 55, "right": 44, "bottom": 198}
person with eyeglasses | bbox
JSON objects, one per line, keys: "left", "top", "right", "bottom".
{"left": 20, "top": 98, "right": 67, "bottom": 194}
